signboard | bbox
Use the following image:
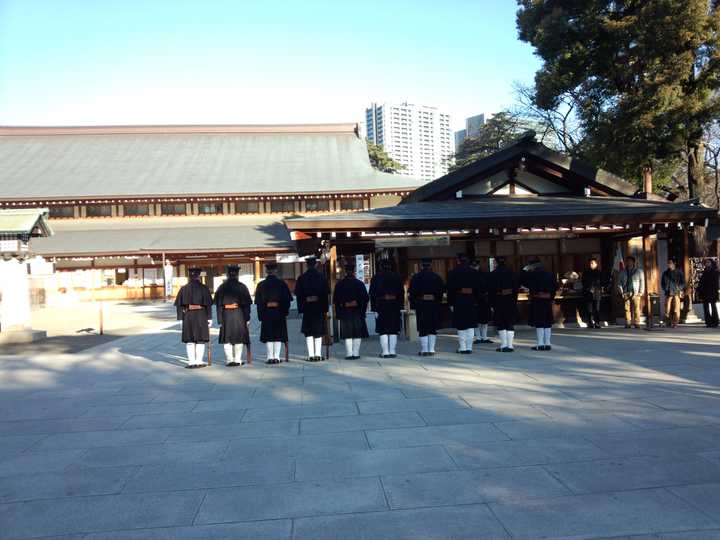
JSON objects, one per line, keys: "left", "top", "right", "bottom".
{"left": 375, "top": 236, "right": 450, "bottom": 248}
{"left": 355, "top": 254, "right": 365, "bottom": 282}
{"left": 163, "top": 263, "right": 174, "bottom": 297}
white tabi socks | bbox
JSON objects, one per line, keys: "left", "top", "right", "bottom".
{"left": 535, "top": 328, "right": 544, "bottom": 347}
{"left": 389, "top": 334, "right": 397, "bottom": 356}
{"left": 186, "top": 343, "right": 196, "bottom": 365}
{"left": 306, "top": 336, "right": 316, "bottom": 358}
{"left": 420, "top": 335, "right": 429, "bottom": 354}
{"left": 266, "top": 342, "right": 274, "bottom": 360}
{"left": 457, "top": 331, "right": 466, "bottom": 352}
{"left": 352, "top": 338, "right": 361, "bottom": 357}
{"left": 224, "top": 344, "right": 234, "bottom": 364}
{"left": 234, "top": 344, "right": 244, "bottom": 364}
{"left": 428, "top": 334, "right": 437, "bottom": 353}
{"left": 314, "top": 337, "right": 323, "bottom": 359}
{"left": 544, "top": 328, "right": 552, "bottom": 348}
{"left": 506, "top": 330, "right": 515, "bottom": 350}
{"left": 195, "top": 344, "right": 206, "bottom": 365}
{"left": 273, "top": 341, "right": 282, "bottom": 360}
{"left": 379, "top": 335, "right": 390, "bottom": 356}
{"left": 498, "top": 330, "right": 508, "bottom": 349}
{"left": 345, "top": 338, "right": 354, "bottom": 358}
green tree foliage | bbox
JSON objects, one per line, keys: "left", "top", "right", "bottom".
{"left": 451, "top": 111, "right": 532, "bottom": 171}
{"left": 516, "top": 0, "right": 720, "bottom": 196}
{"left": 366, "top": 139, "right": 405, "bottom": 173}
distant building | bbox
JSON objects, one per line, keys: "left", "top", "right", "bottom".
{"left": 0, "top": 123, "right": 422, "bottom": 300}
{"left": 454, "top": 113, "right": 486, "bottom": 151}
{"left": 366, "top": 102, "right": 452, "bottom": 181}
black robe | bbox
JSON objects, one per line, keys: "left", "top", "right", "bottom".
{"left": 295, "top": 267, "right": 329, "bottom": 338}
{"left": 476, "top": 271, "right": 491, "bottom": 324}
{"left": 333, "top": 276, "right": 369, "bottom": 339}
{"left": 524, "top": 269, "right": 557, "bottom": 328}
{"left": 446, "top": 263, "right": 480, "bottom": 330}
{"left": 174, "top": 280, "right": 213, "bottom": 343}
{"left": 489, "top": 265, "right": 519, "bottom": 331}
{"left": 408, "top": 269, "right": 445, "bottom": 336}
{"left": 214, "top": 278, "right": 252, "bottom": 345}
{"left": 254, "top": 275, "right": 292, "bottom": 343}
{"left": 698, "top": 267, "right": 719, "bottom": 303}
{"left": 369, "top": 270, "right": 404, "bottom": 335}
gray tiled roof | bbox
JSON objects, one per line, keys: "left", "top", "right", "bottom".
{"left": 0, "top": 126, "right": 422, "bottom": 200}
{"left": 32, "top": 215, "right": 291, "bottom": 256}
{"left": 285, "top": 196, "right": 716, "bottom": 230}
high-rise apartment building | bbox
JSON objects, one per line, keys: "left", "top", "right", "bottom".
{"left": 454, "top": 113, "right": 486, "bottom": 150}
{"left": 366, "top": 102, "right": 452, "bottom": 181}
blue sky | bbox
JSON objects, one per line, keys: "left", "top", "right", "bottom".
{"left": 0, "top": 0, "right": 540, "bottom": 131}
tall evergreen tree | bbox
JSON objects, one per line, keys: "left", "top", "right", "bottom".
{"left": 516, "top": 0, "right": 720, "bottom": 199}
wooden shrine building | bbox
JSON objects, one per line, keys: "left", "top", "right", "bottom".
{"left": 286, "top": 133, "right": 717, "bottom": 326}
{"left": 0, "top": 123, "right": 422, "bottom": 301}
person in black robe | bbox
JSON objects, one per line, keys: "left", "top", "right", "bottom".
{"left": 214, "top": 265, "right": 252, "bottom": 366}
{"left": 581, "top": 257, "right": 606, "bottom": 329}
{"left": 254, "top": 263, "right": 292, "bottom": 364}
{"left": 447, "top": 253, "right": 481, "bottom": 354}
{"left": 294, "top": 256, "right": 329, "bottom": 361}
{"left": 174, "top": 267, "right": 213, "bottom": 368}
{"left": 369, "top": 259, "right": 404, "bottom": 358}
{"left": 523, "top": 259, "right": 558, "bottom": 351}
{"left": 333, "top": 262, "right": 369, "bottom": 359}
{"left": 408, "top": 257, "right": 445, "bottom": 356}
{"left": 471, "top": 259, "right": 493, "bottom": 344}
{"left": 698, "top": 258, "right": 720, "bottom": 328}
{"left": 489, "top": 256, "right": 520, "bottom": 352}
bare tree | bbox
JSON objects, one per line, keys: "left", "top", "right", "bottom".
{"left": 512, "top": 82, "right": 585, "bottom": 156}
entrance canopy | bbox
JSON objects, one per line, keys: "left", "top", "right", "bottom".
{"left": 285, "top": 196, "right": 714, "bottom": 238}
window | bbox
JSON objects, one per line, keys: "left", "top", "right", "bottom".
{"left": 49, "top": 205, "right": 74, "bottom": 219}
{"left": 161, "top": 203, "right": 187, "bottom": 215}
{"left": 270, "top": 200, "right": 295, "bottom": 213}
{"left": 234, "top": 201, "right": 260, "bottom": 214}
{"left": 123, "top": 203, "right": 150, "bottom": 216}
{"left": 86, "top": 205, "right": 112, "bottom": 217}
{"left": 198, "top": 202, "right": 224, "bottom": 215}
{"left": 340, "top": 198, "right": 364, "bottom": 211}
{"left": 305, "top": 199, "right": 329, "bottom": 212}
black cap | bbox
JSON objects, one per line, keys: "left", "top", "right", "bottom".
{"left": 380, "top": 259, "right": 392, "bottom": 269}
{"left": 421, "top": 257, "right": 432, "bottom": 266}
{"left": 227, "top": 264, "right": 239, "bottom": 275}
{"left": 189, "top": 267, "right": 202, "bottom": 278}
{"left": 344, "top": 262, "right": 356, "bottom": 273}
{"left": 306, "top": 256, "right": 317, "bottom": 266}
{"left": 495, "top": 256, "right": 506, "bottom": 265}
{"left": 471, "top": 259, "right": 480, "bottom": 267}
{"left": 265, "top": 262, "right": 278, "bottom": 272}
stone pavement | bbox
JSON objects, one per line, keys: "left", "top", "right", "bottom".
{"left": 1, "top": 312, "right": 720, "bottom": 539}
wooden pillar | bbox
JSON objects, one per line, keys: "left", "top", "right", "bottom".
{"left": 642, "top": 233, "right": 653, "bottom": 329}
{"left": 253, "top": 257, "right": 262, "bottom": 292}
{"left": 141, "top": 267, "right": 146, "bottom": 300}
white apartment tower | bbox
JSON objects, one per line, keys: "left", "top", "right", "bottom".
{"left": 366, "top": 102, "right": 452, "bottom": 181}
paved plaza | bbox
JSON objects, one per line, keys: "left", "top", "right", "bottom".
{"left": 1, "top": 306, "right": 720, "bottom": 539}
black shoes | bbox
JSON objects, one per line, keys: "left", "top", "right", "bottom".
{"left": 306, "top": 356, "right": 323, "bottom": 362}
{"left": 479, "top": 339, "right": 493, "bottom": 344}
{"left": 532, "top": 345, "right": 552, "bottom": 351}
{"left": 456, "top": 349, "right": 472, "bottom": 355}
{"left": 186, "top": 364, "right": 207, "bottom": 369}
{"left": 265, "top": 359, "right": 280, "bottom": 365}
{"left": 345, "top": 355, "right": 361, "bottom": 360}
{"left": 226, "top": 362, "right": 242, "bottom": 367}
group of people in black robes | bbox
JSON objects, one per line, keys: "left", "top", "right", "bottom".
{"left": 175, "top": 263, "right": 291, "bottom": 368}
{"left": 174, "top": 253, "right": 564, "bottom": 368}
